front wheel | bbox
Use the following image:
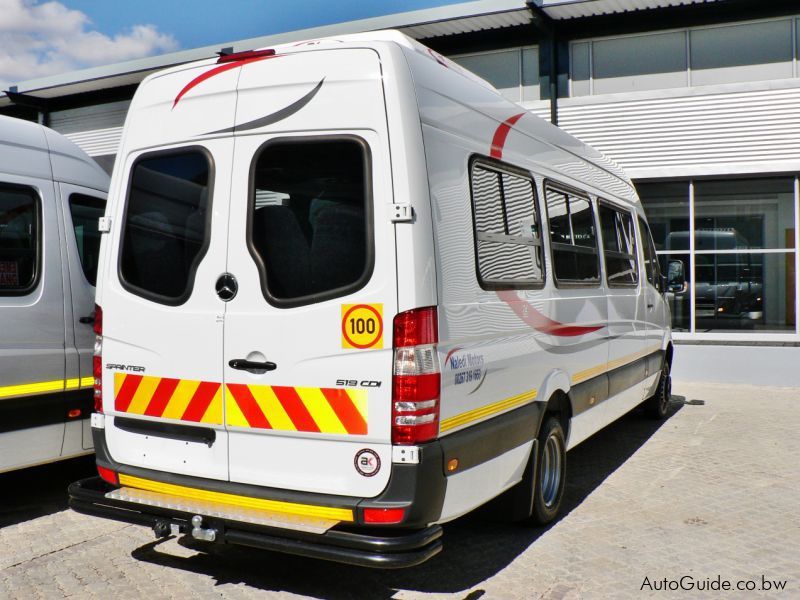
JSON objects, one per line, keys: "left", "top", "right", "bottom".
{"left": 644, "top": 361, "right": 672, "bottom": 420}
{"left": 529, "top": 416, "right": 566, "bottom": 525}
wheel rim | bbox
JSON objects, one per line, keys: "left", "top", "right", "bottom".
{"left": 541, "top": 433, "right": 563, "bottom": 508}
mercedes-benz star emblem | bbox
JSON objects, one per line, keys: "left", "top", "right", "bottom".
{"left": 215, "top": 273, "right": 238, "bottom": 302}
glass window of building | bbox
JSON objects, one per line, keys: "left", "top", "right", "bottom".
{"left": 636, "top": 177, "right": 797, "bottom": 335}
{"left": 452, "top": 47, "right": 539, "bottom": 102}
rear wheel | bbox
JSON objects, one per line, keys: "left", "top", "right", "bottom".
{"left": 529, "top": 416, "right": 566, "bottom": 525}
{"left": 644, "top": 361, "right": 672, "bottom": 420}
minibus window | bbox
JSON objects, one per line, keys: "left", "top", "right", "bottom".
{"left": 599, "top": 203, "right": 638, "bottom": 287}
{"left": 69, "top": 194, "right": 105, "bottom": 287}
{"left": 0, "top": 184, "right": 39, "bottom": 295}
{"left": 469, "top": 161, "right": 544, "bottom": 289}
{"left": 638, "top": 216, "right": 660, "bottom": 287}
{"left": 249, "top": 137, "right": 371, "bottom": 305}
{"left": 119, "top": 150, "right": 212, "bottom": 305}
{"left": 545, "top": 185, "right": 600, "bottom": 286}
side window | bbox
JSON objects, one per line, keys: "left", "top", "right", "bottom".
{"left": 545, "top": 185, "right": 600, "bottom": 285}
{"left": 0, "top": 183, "right": 39, "bottom": 295}
{"left": 69, "top": 194, "right": 105, "bottom": 286}
{"left": 249, "top": 137, "right": 371, "bottom": 305}
{"left": 469, "top": 160, "right": 544, "bottom": 288}
{"left": 638, "top": 216, "right": 660, "bottom": 287}
{"left": 599, "top": 202, "right": 638, "bottom": 287}
{"left": 119, "top": 150, "right": 212, "bottom": 305}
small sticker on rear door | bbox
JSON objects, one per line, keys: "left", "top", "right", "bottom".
{"left": 354, "top": 449, "right": 381, "bottom": 477}
{"left": 341, "top": 304, "right": 383, "bottom": 350}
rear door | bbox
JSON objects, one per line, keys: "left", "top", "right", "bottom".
{"left": 102, "top": 63, "right": 239, "bottom": 480}
{"left": 223, "top": 48, "right": 397, "bottom": 498}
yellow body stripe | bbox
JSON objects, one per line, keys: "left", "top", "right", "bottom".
{"left": 161, "top": 379, "right": 200, "bottom": 420}
{"left": 126, "top": 376, "right": 160, "bottom": 414}
{"left": 0, "top": 376, "right": 91, "bottom": 399}
{"left": 298, "top": 387, "right": 347, "bottom": 435}
{"left": 441, "top": 389, "right": 538, "bottom": 433}
{"left": 114, "top": 373, "right": 125, "bottom": 398}
{"left": 572, "top": 345, "right": 662, "bottom": 385}
{"left": 250, "top": 386, "right": 296, "bottom": 431}
{"left": 118, "top": 474, "right": 353, "bottom": 522}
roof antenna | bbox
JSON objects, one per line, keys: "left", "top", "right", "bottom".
{"left": 217, "top": 47, "right": 234, "bottom": 57}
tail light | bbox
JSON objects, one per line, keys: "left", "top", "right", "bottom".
{"left": 97, "top": 465, "right": 118, "bottom": 486}
{"left": 93, "top": 304, "right": 103, "bottom": 413}
{"left": 392, "top": 307, "right": 440, "bottom": 445}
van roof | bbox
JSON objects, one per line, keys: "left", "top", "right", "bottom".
{"left": 144, "top": 29, "right": 636, "bottom": 204}
{"left": 0, "top": 114, "right": 109, "bottom": 192}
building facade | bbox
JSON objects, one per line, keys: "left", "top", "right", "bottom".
{"left": 4, "top": 0, "right": 799, "bottom": 382}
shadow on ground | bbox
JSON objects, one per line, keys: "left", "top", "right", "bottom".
{"left": 130, "top": 399, "right": 688, "bottom": 599}
{"left": 0, "top": 455, "right": 96, "bottom": 528}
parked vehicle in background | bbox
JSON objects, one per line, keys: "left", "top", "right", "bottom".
{"left": 69, "top": 31, "right": 673, "bottom": 568}
{"left": 0, "top": 115, "right": 109, "bottom": 473}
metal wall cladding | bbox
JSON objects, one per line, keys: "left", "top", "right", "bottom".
{"left": 50, "top": 101, "right": 130, "bottom": 157}
{"left": 558, "top": 85, "right": 800, "bottom": 175}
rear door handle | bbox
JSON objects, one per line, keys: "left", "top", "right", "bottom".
{"left": 79, "top": 315, "right": 95, "bottom": 324}
{"left": 229, "top": 359, "right": 277, "bottom": 373}
{"left": 647, "top": 303, "right": 655, "bottom": 309}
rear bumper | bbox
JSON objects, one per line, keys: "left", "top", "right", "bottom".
{"left": 69, "top": 476, "right": 442, "bottom": 568}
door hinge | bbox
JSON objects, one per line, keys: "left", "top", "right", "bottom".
{"left": 98, "top": 216, "right": 112, "bottom": 233}
{"left": 390, "top": 203, "right": 414, "bottom": 223}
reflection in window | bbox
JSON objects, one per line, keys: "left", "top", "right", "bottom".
{"left": 0, "top": 184, "right": 38, "bottom": 294}
{"left": 600, "top": 204, "right": 638, "bottom": 286}
{"left": 120, "top": 151, "right": 211, "bottom": 303}
{"left": 546, "top": 187, "right": 599, "bottom": 284}
{"left": 250, "top": 139, "right": 369, "bottom": 303}
{"left": 70, "top": 194, "right": 105, "bottom": 286}
{"left": 470, "top": 162, "right": 543, "bottom": 287}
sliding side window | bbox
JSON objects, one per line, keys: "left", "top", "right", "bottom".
{"left": 470, "top": 160, "right": 544, "bottom": 288}
{"left": 0, "top": 184, "right": 39, "bottom": 295}
{"left": 119, "top": 149, "right": 212, "bottom": 305}
{"left": 249, "top": 137, "right": 372, "bottom": 306}
{"left": 545, "top": 184, "right": 599, "bottom": 285}
{"left": 599, "top": 202, "right": 638, "bottom": 287}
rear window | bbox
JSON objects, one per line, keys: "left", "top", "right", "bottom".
{"left": 249, "top": 137, "right": 372, "bottom": 306}
{"left": 119, "top": 149, "right": 212, "bottom": 304}
{"left": 0, "top": 184, "right": 39, "bottom": 295}
{"left": 69, "top": 194, "right": 105, "bottom": 286}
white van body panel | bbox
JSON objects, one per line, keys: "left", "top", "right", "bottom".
{"left": 0, "top": 115, "right": 108, "bottom": 473}
{"left": 91, "top": 31, "right": 671, "bottom": 534}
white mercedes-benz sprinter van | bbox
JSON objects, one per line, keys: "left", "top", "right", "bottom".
{"left": 0, "top": 114, "right": 109, "bottom": 473}
{"left": 70, "top": 31, "right": 673, "bottom": 567}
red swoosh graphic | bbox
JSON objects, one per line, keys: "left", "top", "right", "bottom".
{"left": 490, "top": 112, "right": 526, "bottom": 159}
{"left": 443, "top": 347, "right": 463, "bottom": 367}
{"left": 496, "top": 290, "right": 603, "bottom": 337}
{"left": 172, "top": 55, "right": 279, "bottom": 108}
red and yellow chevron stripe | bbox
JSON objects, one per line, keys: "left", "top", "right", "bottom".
{"left": 114, "top": 374, "right": 223, "bottom": 425}
{"left": 226, "top": 384, "right": 367, "bottom": 435}
{"left": 112, "top": 374, "right": 368, "bottom": 435}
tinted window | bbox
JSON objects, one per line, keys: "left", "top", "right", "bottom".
{"left": 0, "top": 184, "right": 39, "bottom": 294}
{"left": 546, "top": 186, "right": 599, "bottom": 285}
{"left": 599, "top": 203, "right": 638, "bottom": 286}
{"left": 250, "top": 138, "right": 371, "bottom": 304}
{"left": 470, "top": 161, "right": 543, "bottom": 288}
{"left": 69, "top": 194, "right": 105, "bottom": 286}
{"left": 638, "top": 216, "right": 660, "bottom": 287}
{"left": 120, "top": 150, "right": 211, "bottom": 304}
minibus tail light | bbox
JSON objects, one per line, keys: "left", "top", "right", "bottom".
{"left": 392, "top": 307, "right": 440, "bottom": 445}
{"left": 93, "top": 304, "right": 103, "bottom": 413}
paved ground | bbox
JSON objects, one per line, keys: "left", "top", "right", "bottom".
{"left": 1, "top": 382, "right": 798, "bottom": 599}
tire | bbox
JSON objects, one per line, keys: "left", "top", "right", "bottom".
{"left": 529, "top": 416, "right": 566, "bottom": 525}
{"left": 644, "top": 361, "right": 672, "bottom": 420}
